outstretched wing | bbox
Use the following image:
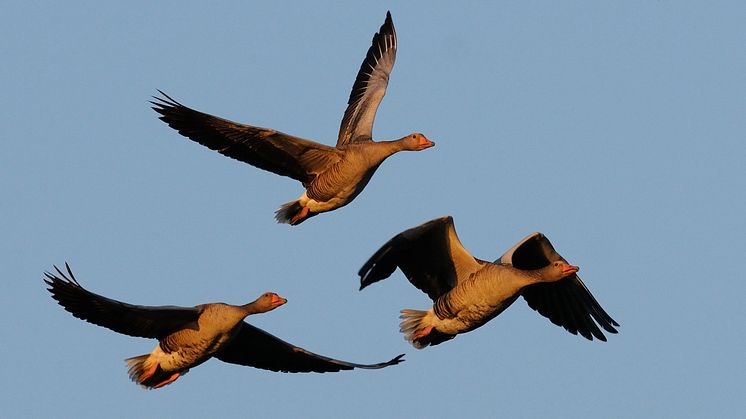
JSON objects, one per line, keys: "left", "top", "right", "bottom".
{"left": 498, "top": 233, "right": 620, "bottom": 341}
{"left": 152, "top": 91, "right": 343, "bottom": 187}
{"left": 44, "top": 263, "right": 202, "bottom": 339}
{"left": 359, "top": 216, "right": 484, "bottom": 300}
{"left": 214, "top": 322, "right": 404, "bottom": 373}
{"left": 337, "top": 11, "right": 397, "bottom": 146}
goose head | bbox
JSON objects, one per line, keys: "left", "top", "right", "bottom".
{"left": 253, "top": 292, "right": 287, "bottom": 313}
{"left": 400, "top": 133, "right": 435, "bottom": 151}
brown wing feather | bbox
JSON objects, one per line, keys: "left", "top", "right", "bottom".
{"left": 337, "top": 11, "right": 397, "bottom": 146}
{"left": 214, "top": 323, "right": 404, "bottom": 373}
{"left": 359, "top": 216, "right": 483, "bottom": 300}
{"left": 44, "top": 264, "right": 202, "bottom": 339}
{"left": 152, "top": 91, "right": 343, "bottom": 186}
{"left": 498, "top": 233, "right": 619, "bottom": 341}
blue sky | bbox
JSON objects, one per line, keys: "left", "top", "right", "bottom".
{"left": 3, "top": 1, "right": 745, "bottom": 418}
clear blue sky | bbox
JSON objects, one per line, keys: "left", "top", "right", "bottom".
{"left": 3, "top": 2, "right": 745, "bottom": 418}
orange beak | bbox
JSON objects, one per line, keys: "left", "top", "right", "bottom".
{"left": 561, "top": 264, "right": 580, "bottom": 276}
{"left": 271, "top": 295, "right": 287, "bottom": 307}
{"left": 418, "top": 136, "right": 435, "bottom": 150}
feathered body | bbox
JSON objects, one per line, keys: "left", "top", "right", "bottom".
{"left": 282, "top": 139, "right": 426, "bottom": 218}
{"left": 125, "top": 303, "right": 252, "bottom": 388}
{"left": 151, "top": 12, "right": 434, "bottom": 225}
{"left": 360, "top": 216, "right": 619, "bottom": 348}
{"left": 45, "top": 264, "right": 404, "bottom": 389}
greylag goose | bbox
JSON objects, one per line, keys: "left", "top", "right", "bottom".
{"left": 151, "top": 11, "right": 434, "bottom": 225}
{"left": 359, "top": 216, "right": 619, "bottom": 348}
{"left": 45, "top": 264, "right": 404, "bottom": 389}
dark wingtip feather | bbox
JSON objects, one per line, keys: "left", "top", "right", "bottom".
{"left": 358, "top": 243, "right": 397, "bottom": 291}
{"left": 361, "top": 353, "right": 405, "bottom": 369}
{"left": 358, "top": 246, "right": 381, "bottom": 286}
{"left": 153, "top": 89, "right": 179, "bottom": 104}
{"left": 44, "top": 262, "right": 78, "bottom": 289}
{"left": 44, "top": 263, "right": 98, "bottom": 326}
{"left": 388, "top": 353, "right": 405, "bottom": 365}
{"left": 150, "top": 90, "right": 184, "bottom": 115}
{"left": 45, "top": 263, "right": 84, "bottom": 310}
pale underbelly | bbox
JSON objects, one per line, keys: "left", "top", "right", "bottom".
{"left": 149, "top": 344, "right": 210, "bottom": 372}
{"left": 436, "top": 301, "right": 513, "bottom": 335}
{"left": 154, "top": 334, "right": 230, "bottom": 371}
{"left": 301, "top": 170, "right": 376, "bottom": 213}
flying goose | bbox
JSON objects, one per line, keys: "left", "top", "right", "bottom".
{"left": 359, "top": 216, "right": 619, "bottom": 348}
{"left": 152, "top": 11, "right": 433, "bottom": 225}
{"left": 45, "top": 264, "right": 404, "bottom": 389}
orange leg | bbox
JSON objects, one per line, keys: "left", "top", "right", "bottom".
{"left": 413, "top": 325, "right": 434, "bottom": 340}
{"left": 139, "top": 362, "right": 159, "bottom": 383}
{"left": 289, "top": 206, "right": 310, "bottom": 225}
{"left": 152, "top": 372, "right": 181, "bottom": 389}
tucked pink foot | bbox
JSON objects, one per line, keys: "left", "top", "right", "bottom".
{"left": 139, "top": 362, "right": 159, "bottom": 383}
{"left": 413, "top": 325, "right": 434, "bottom": 340}
{"left": 152, "top": 372, "right": 181, "bottom": 389}
{"left": 289, "top": 206, "right": 310, "bottom": 225}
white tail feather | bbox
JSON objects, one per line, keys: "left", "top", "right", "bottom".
{"left": 124, "top": 349, "right": 186, "bottom": 389}
{"left": 274, "top": 200, "right": 301, "bottom": 224}
{"left": 125, "top": 354, "right": 156, "bottom": 385}
{"left": 399, "top": 309, "right": 434, "bottom": 349}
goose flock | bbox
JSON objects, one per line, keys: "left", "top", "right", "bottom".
{"left": 46, "top": 11, "right": 618, "bottom": 389}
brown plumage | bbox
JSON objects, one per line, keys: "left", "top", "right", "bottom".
{"left": 359, "top": 216, "right": 619, "bottom": 348}
{"left": 45, "top": 264, "right": 404, "bottom": 389}
{"left": 151, "top": 11, "right": 433, "bottom": 225}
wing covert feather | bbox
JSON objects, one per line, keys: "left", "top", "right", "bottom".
{"left": 359, "top": 216, "right": 483, "bottom": 300}
{"left": 498, "top": 233, "right": 619, "bottom": 341}
{"left": 152, "top": 92, "right": 342, "bottom": 186}
{"left": 45, "top": 264, "right": 201, "bottom": 339}
{"left": 337, "top": 11, "right": 397, "bottom": 146}
{"left": 214, "top": 323, "right": 404, "bottom": 373}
